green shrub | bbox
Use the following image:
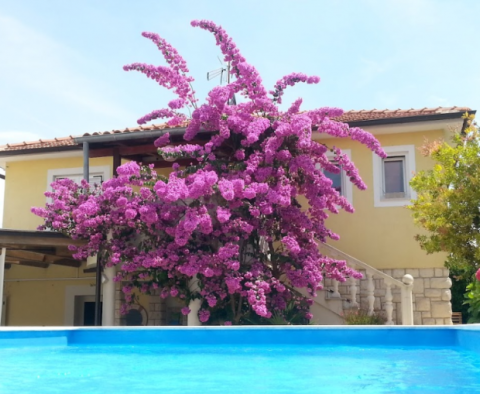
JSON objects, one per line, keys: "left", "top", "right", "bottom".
{"left": 464, "top": 280, "right": 480, "bottom": 323}
{"left": 343, "top": 308, "right": 386, "bottom": 325}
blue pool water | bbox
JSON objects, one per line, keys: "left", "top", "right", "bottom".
{"left": 0, "top": 326, "right": 479, "bottom": 394}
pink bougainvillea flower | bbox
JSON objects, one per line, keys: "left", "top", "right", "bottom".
{"left": 32, "top": 19, "right": 385, "bottom": 326}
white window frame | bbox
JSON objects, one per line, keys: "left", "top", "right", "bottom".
{"left": 47, "top": 165, "right": 111, "bottom": 195}
{"left": 316, "top": 149, "right": 353, "bottom": 206}
{"left": 373, "top": 145, "right": 416, "bottom": 207}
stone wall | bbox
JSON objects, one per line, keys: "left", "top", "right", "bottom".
{"left": 113, "top": 268, "right": 452, "bottom": 326}
{"left": 114, "top": 283, "right": 124, "bottom": 326}
{"left": 114, "top": 286, "right": 186, "bottom": 326}
{"left": 327, "top": 268, "right": 453, "bottom": 325}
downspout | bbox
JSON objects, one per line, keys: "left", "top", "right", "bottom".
{"left": 83, "top": 141, "right": 89, "bottom": 183}
{"left": 0, "top": 248, "right": 6, "bottom": 326}
{"left": 83, "top": 141, "right": 103, "bottom": 327}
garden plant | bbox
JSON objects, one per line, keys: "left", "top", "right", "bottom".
{"left": 409, "top": 116, "right": 480, "bottom": 321}
{"left": 33, "top": 20, "right": 386, "bottom": 325}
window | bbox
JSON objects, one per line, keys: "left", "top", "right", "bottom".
{"left": 54, "top": 174, "right": 104, "bottom": 185}
{"left": 373, "top": 145, "right": 416, "bottom": 207}
{"left": 324, "top": 164, "right": 343, "bottom": 195}
{"left": 317, "top": 149, "right": 353, "bottom": 205}
{"left": 383, "top": 156, "right": 406, "bottom": 198}
{"left": 47, "top": 166, "right": 111, "bottom": 195}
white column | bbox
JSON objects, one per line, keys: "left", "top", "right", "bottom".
{"left": 187, "top": 277, "right": 201, "bottom": 326}
{"left": 385, "top": 283, "right": 394, "bottom": 325}
{"left": 101, "top": 266, "right": 116, "bottom": 326}
{"left": 348, "top": 276, "right": 358, "bottom": 308}
{"left": 401, "top": 274, "right": 414, "bottom": 325}
{"left": 331, "top": 280, "right": 340, "bottom": 298}
{"left": 0, "top": 248, "right": 5, "bottom": 326}
{"left": 366, "top": 272, "right": 375, "bottom": 316}
{"left": 187, "top": 299, "right": 202, "bottom": 326}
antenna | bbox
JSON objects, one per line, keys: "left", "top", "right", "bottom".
{"left": 207, "top": 57, "right": 227, "bottom": 85}
{"left": 207, "top": 57, "right": 236, "bottom": 104}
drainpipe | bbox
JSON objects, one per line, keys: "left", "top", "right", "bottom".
{"left": 102, "top": 231, "right": 115, "bottom": 326}
{"left": 83, "top": 141, "right": 102, "bottom": 326}
{"left": 83, "top": 141, "right": 89, "bottom": 183}
{"left": 94, "top": 252, "right": 102, "bottom": 326}
{"left": 0, "top": 248, "right": 6, "bottom": 326}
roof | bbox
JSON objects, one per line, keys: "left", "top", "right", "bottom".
{"left": 336, "top": 106, "right": 471, "bottom": 123}
{"left": 0, "top": 106, "right": 472, "bottom": 154}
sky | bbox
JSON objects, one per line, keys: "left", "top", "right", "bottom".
{"left": 1, "top": 0, "right": 479, "bottom": 146}
{"left": 0, "top": 0, "right": 478, "bottom": 227}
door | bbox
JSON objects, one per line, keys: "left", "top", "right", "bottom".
{"left": 74, "top": 295, "right": 102, "bottom": 326}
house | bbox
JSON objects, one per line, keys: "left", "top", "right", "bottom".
{"left": 0, "top": 106, "right": 473, "bottom": 327}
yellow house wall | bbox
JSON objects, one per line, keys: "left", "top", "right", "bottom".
{"left": 1, "top": 128, "right": 447, "bottom": 325}
{"left": 320, "top": 129, "right": 447, "bottom": 269}
{"left": 2, "top": 156, "right": 174, "bottom": 326}
{"left": 4, "top": 277, "right": 95, "bottom": 326}
{"left": 3, "top": 156, "right": 112, "bottom": 230}
{"left": 3, "top": 156, "right": 110, "bottom": 325}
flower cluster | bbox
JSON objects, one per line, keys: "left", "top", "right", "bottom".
{"left": 33, "top": 20, "right": 386, "bottom": 325}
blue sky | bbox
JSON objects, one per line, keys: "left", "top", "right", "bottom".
{"left": 0, "top": 0, "right": 479, "bottom": 145}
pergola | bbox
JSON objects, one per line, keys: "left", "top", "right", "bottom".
{"left": 0, "top": 229, "right": 87, "bottom": 324}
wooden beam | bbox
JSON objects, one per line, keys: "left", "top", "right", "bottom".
{"left": 0, "top": 234, "right": 86, "bottom": 249}
{"left": 83, "top": 267, "right": 97, "bottom": 273}
{"left": 7, "top": 250, "right": 80, "bottom": 266}
{"left": 19, "top": 261, "right": 49, "bottom": 269}
{"left": 89, "top": 139, "right": 210, "bottom": 159}
{"left": 8, "top": 261, "right": 48, "bottom": 269}
{"left": 6, "top": 252, "right": 82, "bottom": 268}
{"left": 88, "top": 147, "right": 115, "bottom": 158}
{"left": 7, "top": 258, "right": 81, "bottom": 268}
{"left": 0, "top": 245, "right": 55, "bottom": 251}
{"left": 51, "top": 259, "right": 82, "bottom": 268}
{"left": 152, "top": 159, "right": 194, "bottom": 169}
{"left": 90, "top": 144, "right": 158, "bottom": 159}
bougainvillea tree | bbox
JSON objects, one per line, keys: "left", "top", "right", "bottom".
{"left": 32, "top": 20, "right": 386, "bottom": 325}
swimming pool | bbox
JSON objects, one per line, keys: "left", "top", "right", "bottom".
{"left": 1, "top": 326, "right": 479, "bottom": 394}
